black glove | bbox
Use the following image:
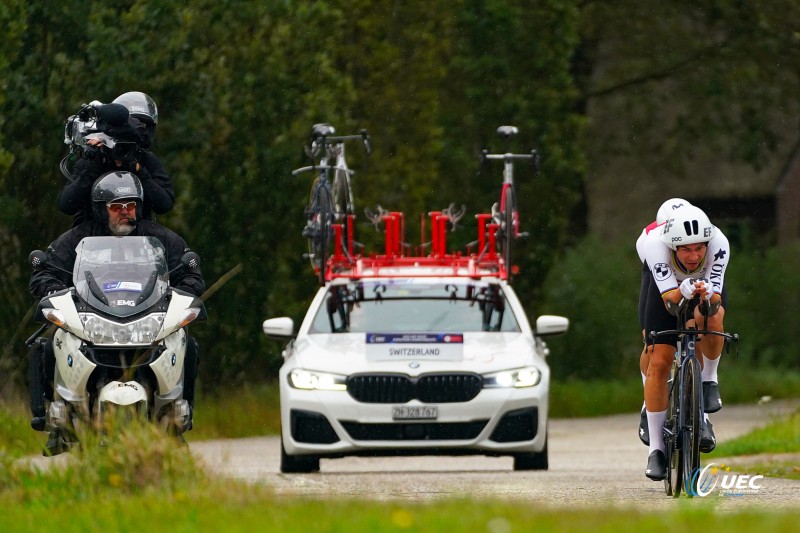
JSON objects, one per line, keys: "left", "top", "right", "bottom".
{"left": 80, "top": 148, "right": 110, "bottom": 179}
{"left": 45, "top": 284, "right": 68, "bottom": 296}
{"left": 136, "top": 164, "right": 152, "bottom": 181}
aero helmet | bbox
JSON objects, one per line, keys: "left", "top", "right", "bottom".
{"left": 659, "top": 205, "right": 716, "bottom": 250}
{"left": 656, "top": 198, "right": 692, "bottom": 225}
{"left": 91, "top": 171, "right": 144, "bottom": 224}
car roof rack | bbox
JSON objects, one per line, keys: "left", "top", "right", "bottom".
{"left": 323, "top": 210, "right": 511, "bottom": 281}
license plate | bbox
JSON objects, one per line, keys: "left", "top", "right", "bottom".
{"left": 392, "top": 406, "right": 438, "bottom": 420}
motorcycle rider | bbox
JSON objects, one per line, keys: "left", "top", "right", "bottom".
{"left": 638, "top": 205, "right": 730, "bottom": 480}
{"left": 58, "top": 91, "right": 174, "bottom": 226}
{"left": 30, "top": 171, "right": 203, "bottom": 453}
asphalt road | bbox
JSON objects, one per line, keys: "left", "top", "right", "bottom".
{"left": 190, "top": 399, "right": 800, "bottom": 509}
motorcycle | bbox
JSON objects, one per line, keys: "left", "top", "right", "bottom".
{"left": 28, "top": 236, "right": 205, "bottom": 453}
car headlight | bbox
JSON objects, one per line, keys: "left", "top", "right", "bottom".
{"left": 483, "top": 366, "right": 542, "bottom": 388}
{"left": 288, "top": 369, "right": 348, "bottom": 391}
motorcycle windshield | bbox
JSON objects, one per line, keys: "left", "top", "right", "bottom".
{"left": 72, "top": 236, "right": 169, "bottom": 318}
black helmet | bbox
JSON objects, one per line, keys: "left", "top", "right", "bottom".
{"left": 112, "top": 91, "right": 158, "bottom": 125}
{"left": 91, "top": 171, "right": 144, "bottom": 224}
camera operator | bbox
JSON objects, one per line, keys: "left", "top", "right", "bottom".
{"left": 58, "top": 92, "right": 174, "bottom": 226}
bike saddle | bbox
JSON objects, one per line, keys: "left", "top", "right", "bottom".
{"left": 497, "top": 125, "right": 519, "bottom": 137}
{"left": 312, "top": 123, "right": 335, "bottom": 138}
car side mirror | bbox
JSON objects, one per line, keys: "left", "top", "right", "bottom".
{"left": 263, "top": 317, "right": 295, "bottom": 340}
{"left": 535, "top": 315, "right": 569, "bottom": 336}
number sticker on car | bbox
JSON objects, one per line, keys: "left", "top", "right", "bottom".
{"left": 392, "top": 406, "right": 438, "bottom": 420}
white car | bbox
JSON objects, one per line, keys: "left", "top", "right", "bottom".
{"left": 263, "top": 273, "right": 568, "bottom": 473}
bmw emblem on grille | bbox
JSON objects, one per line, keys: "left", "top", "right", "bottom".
{"left": 409, "top": 362, "right": 420, "bottom": 369}
{"left": 171, "top": 353, "right": 177, "bottom": 366}
{"left": 67, "top": 354, "right": 73, "bottom": 367}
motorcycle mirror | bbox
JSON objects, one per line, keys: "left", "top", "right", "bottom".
{"left": 29, "top": 250, "right": 48, "bottom": 271}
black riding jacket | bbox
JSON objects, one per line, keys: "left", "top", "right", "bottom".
{"left": 58, "top": 151, "right": 175, "bottom": 226}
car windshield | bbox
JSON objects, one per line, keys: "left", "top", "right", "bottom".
{"left": 309, "top": 279, "right": 521, "bottom": 334}
{"left": 72, "top": 236, "right": 169, "bottom": 318}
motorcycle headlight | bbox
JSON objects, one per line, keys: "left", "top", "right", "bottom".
{"left": 80, "top": 313, "right": 165, "bottom": 345}
{"left": 483, "top": 366, "right": 542, "bottom": 388}
{"left": 288, "top": 369, "right": 347, "bottom": 391}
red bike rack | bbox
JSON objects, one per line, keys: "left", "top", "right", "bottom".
{"left": 324, "top": 208, "right": 510, "bottom": 282}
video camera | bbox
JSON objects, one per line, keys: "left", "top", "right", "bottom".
{"left": 61, "top": 101, "right": 139, "bottom": 179}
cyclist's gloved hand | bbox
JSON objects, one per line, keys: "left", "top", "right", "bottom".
{"left": 679, "top": 278, "right": 698, "bottom": 300}
{"left": 698, "top": 278, "right": 715, "bottom": 300}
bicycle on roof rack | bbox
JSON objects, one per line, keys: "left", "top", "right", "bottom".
{"left": 293, "top": 123, "right": 370, "bottom": 285}
{"left": 478, "top": 126, "right": 540, "bottom": 282}
{"left": 649, "top": 294, "right": 738, "bottom": 498}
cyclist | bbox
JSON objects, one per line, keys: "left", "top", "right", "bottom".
{"left": 638, "top": 205, "right": 730, "bottom": 480}
{"left": 58, "top": 91, "right": 174, "bottom": 226}
{"left": 30, "top": 171, "right": 202, "bottom": 452}
{"left": 634, "top": 198, "right": 692, "bottom": 445}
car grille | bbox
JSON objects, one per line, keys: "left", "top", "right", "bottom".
{"left": 340, "top": 420, "right": 488, "bottom": 441}
{"left": 346, "top": 373, "right": 482, "bottom": 404}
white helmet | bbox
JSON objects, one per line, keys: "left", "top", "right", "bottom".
{"left": 659, "top": 205, "right": 716, "bottom": 250}
{"left": 656, "top": 198, "right": 691, "bottom": 224}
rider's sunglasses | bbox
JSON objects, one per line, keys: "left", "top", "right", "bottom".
{"left": 107, "top": 201, "right": 137, "bottom": 213}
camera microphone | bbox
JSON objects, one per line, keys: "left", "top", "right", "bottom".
{"left": 97, "top": 103, "right": 130, "bottom": 128}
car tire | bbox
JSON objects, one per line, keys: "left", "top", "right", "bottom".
{"left": 280, "top": 439, "right": 320, "bottom": 473}
{"left": 512, "top": 437, "right": 548, "bottom": 471}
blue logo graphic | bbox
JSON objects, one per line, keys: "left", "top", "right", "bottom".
{"left": 685, "top": 463, "right": 764, "bottom": 497}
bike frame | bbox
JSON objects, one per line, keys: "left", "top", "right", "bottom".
{"left": 651, "top": 300, "right": 737, "bottom": 498}
{"left": 479, "top": 126, "right": 538, "bottom": 281}
{"left": 293, "top": 125, "right": 369, "bottom": 285}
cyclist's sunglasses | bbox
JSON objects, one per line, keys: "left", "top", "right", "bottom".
{"left": 107, "top": 201, "right": 137, "bottom": 213}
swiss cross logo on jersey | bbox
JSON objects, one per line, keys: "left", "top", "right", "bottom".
{"left": 653, "top": 263, "right": 671, "bottom": 281}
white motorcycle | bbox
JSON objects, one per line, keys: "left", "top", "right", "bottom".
{"left": 29, "top": 236, "right": 205, "bottom": 452}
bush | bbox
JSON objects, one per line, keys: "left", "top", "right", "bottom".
{"left": 540, "top": 237, "right": 800, "bottom": 382}
{"left": 539, "top": 236, "right": 640, "bottom": 381}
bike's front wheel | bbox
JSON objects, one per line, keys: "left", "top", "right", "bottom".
{"left": 664, "top": 361, "right": 681, "bottom": 497}
{"left": 499, "top": 184, "right": 516, "bottom": 278}
{"left": 681, "top": 356, "right": 703, "bottom": 497}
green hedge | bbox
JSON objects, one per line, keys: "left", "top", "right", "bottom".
{"left": 540, "top": 237, "right": 800, "bottom": 382}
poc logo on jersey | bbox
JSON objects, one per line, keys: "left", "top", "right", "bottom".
{"left": 115, "top": 299, "right": 136, "bottom": 306}
{"left": 653, "top": 263, "right": 671, "bottom": 281}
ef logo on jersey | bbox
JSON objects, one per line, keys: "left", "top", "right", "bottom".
{"left": 653, "top": 263, "right": 671, "bottom": 281}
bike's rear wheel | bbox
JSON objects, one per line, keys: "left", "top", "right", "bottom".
{"left": 664, "top": 361, "right": 681, "bottom": 497}
{"left": 332, "top": 168, "right": 353, "bottom": 255}
{"left": 316, "top": 187, "right": 333, "bottom": 285}
{"left": 681, "top": 356, "right": 703, "bottom": 497}
{"left": 500, "top": 185, "right": 515, "bottom": 278}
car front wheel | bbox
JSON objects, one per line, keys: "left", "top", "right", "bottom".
{"left": 512, "top": 437, "right": 548, "bottom": 471}
{"left": 280, "top": 439, "right": 320, "bottom": 473}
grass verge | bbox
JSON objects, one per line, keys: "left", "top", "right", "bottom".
{"left": 2, "top": 424, "right": 800, "bottom": 533}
